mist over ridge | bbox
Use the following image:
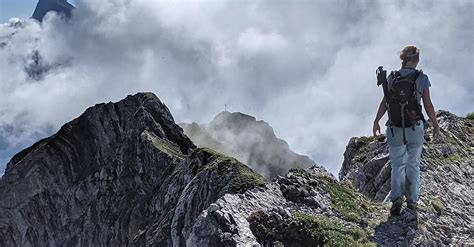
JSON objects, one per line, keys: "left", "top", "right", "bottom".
{"left": 180, "top": 111, "right": 322, "bottom": 179}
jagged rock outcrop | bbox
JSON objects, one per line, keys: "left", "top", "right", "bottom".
{"left": 0, "top": 93, "right": 265, "bottom": 246}
{"left": 32, "top": 0, "right": 74, "bottom": 22}
{"left": 1, "top": 92, "right": 471, "bottom": 246}
{"left": 186, "top": 166, "right": 377, "bottom": 246}
{"left": 0, "top": 92, "right": 376, "bottom": 247}
{"left": 180, "top": 112, "right": 317, "bottom": 179}
{"left": 188, "top": 110, "right": 473, "bottom": 246}
{"left": 339, "top": 110, "right": 473, "bottom": 245}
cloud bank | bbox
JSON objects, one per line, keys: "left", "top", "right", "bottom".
{"left": 0, "top": 0, "right": 472, "bottom": 176}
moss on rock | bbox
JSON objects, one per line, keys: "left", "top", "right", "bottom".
{"left": 289, "top": 167, "right": 311, "bottom": 178}
{"left": 195, "top": 148, "right": 266, "bottom": 194}
{"left": 466, "top": 112, "right": 474, "bottom": 120}
{"left": 247, "top": 210, "right": 281, "bottom": 244}
{"left": 288, "top": 168, "right": 369, "bottom": 223}
{"left": 316, "top": 175, "right": 369, "bottom": 223}
{"left": 144, "top": 131, "right": 187, "bottom": 159}
{"left": 288, "top": 213, "right": 374, "bottom": 246}
{"left": 352, "top": 136, "right": 380, "bottom": 164}
{"left": 248, "top": 211, "right": 375, "bottom": 246}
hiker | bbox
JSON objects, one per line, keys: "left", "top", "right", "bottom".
{"left": 372, "top": 45, "right": 440, "bottom": 216}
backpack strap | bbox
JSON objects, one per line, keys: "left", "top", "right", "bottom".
{"left": 391, "top": 70, "right": 400, "bottom": 78}
{"left": 413, "top": 69, "right": 422, "bottom": 81}
{"left": 413, "top": 69, "right": 426, "bottom": 123}
{"left": 413, "top": 69, "right": 424, "bottom": 95}
{"left": 388, "top": 70, "right": 399, "bottom": 92}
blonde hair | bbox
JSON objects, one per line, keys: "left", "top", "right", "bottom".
{"left": 399, "top": 45, "right": 420, "bottom": 68}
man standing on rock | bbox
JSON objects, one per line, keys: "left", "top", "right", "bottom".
{"left": 372, "top": 45, "right": 440, "bottom": 216}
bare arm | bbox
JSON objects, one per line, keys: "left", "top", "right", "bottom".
{"left": 422, "top": 87, "right": 440, "bottom": 136}
{"left": 374, "top": 96, "right": 387, "bottom": 124}
{"left": 373, "top": 96, "right": 386, "bottom": 136}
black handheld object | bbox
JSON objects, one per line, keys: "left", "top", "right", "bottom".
{"left": 376, "top": 66, "right": 387, "bottom": 86}
{"left": 376, "top": 66, "right": 389, "bottom": 97}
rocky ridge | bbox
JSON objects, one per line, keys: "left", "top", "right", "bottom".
{"left": 0, "top": 93, "right": 265, "bottom": 246}
{"left": 339, "top": 110, "right": 473, "bottom": 245}
{"left": 0, "top": 93, "right": 373, "bottom": 246}
{"left": 0, "top": 92, "right": 472, "bottom": 246}
{"left": 181, "top": 110, "right": 473, "bottom": 246}
{"left": 186, "top": 166, "right": 375, "bottom": 246}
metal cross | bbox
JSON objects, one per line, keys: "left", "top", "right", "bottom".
{"left": 224, "top": 104, "right": 228, "bottom": 112}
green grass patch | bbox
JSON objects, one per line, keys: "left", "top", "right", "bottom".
{"left": 144, "top": 131, "right": 187, "bottom": 159}
{"left": 355, "top": 154, "right": 367, "bottom": 163}
{"left": 466, "top": 112, "right": 474, "bottom": 120}
{"left": 353, "top": 136, "right": 375, "bottom": 163}
{"left": 196, "top": 148, "right": 266, "bottom": 194}
{"left": 289, "top": 213, "right": 374, "bottom": 246}
{"left": 358, "top": 136, "right": 375, "bottom": 144}
{"left": 317, "top": 175, "right": 368, "bottom": 223}
{"left": 289, "top": 167, "right": 311, "bottom": 178}
{"left": 248, "top": 211, "right": 374, "bottom": 246}
{"left": 288, "top": 168, "right": 368, "bottom": 223}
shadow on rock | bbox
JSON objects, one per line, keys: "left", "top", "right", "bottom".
{"left": 374, "top": 208, "right": 419, "bottom": 246}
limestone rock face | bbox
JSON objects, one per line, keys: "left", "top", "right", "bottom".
{"left": 0, "top": 93, "right": 372, "bottom": 247}
{"left": 187, "top": 166, "right": 374, "bottom": 246}
{"left": 339, "top": 110, "right": 473, "bottom": 245}
{"left": 180, "top": 112, "right": 318, "bottom": 179}
{"left": 0, "top": 92, "right": 471, "bottom": 247}
{"left": 0, "top": 93, "right": 265, "bottom": 246}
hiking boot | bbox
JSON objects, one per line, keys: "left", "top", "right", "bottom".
{"left": 407, "top": 201, "right": 418, "bottom": 210}
{"left": 390, "top": 198, "right": 403, "bottom": 216}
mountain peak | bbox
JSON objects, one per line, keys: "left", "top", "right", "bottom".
{"left": 214, "top": 111, "right": 257, "bottom": 122}
{"left": 32, "top": 0, "right": 75, "bottom": 22}
{"left": 4, "top": 92, "right": 195, "bottom": 175}
{"left": 180, "top": 111, "right": 326, "bottom": 179}
{"left": 0, "top": 92, "right": 265, "bottom": 246}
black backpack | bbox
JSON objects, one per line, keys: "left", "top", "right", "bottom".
{"left": 376, "top": 66, "right": 425, "bottom": 144}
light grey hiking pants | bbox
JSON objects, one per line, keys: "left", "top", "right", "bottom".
{"left": 386, "top": 122, "right": 424, "bottom": 204}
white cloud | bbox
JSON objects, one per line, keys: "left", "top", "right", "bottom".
{"left": 237, "top": 27, "right": 287, "bottom": 55}
{"left": 0, "top": 0, "right": 472, "bottom": 176}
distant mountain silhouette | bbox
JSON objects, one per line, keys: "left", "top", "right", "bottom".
{"left": 32, "top": 0, "right": 74, "bottom": 22}
{"left": 179, "top": 111, "right": 322, "bottom": 179}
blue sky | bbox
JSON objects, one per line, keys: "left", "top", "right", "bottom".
{"left": 0, "top": 0, "right": 39, "bottom": 22}
{"left": 0, "top": 0, "right": 76, "bottom": 22}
